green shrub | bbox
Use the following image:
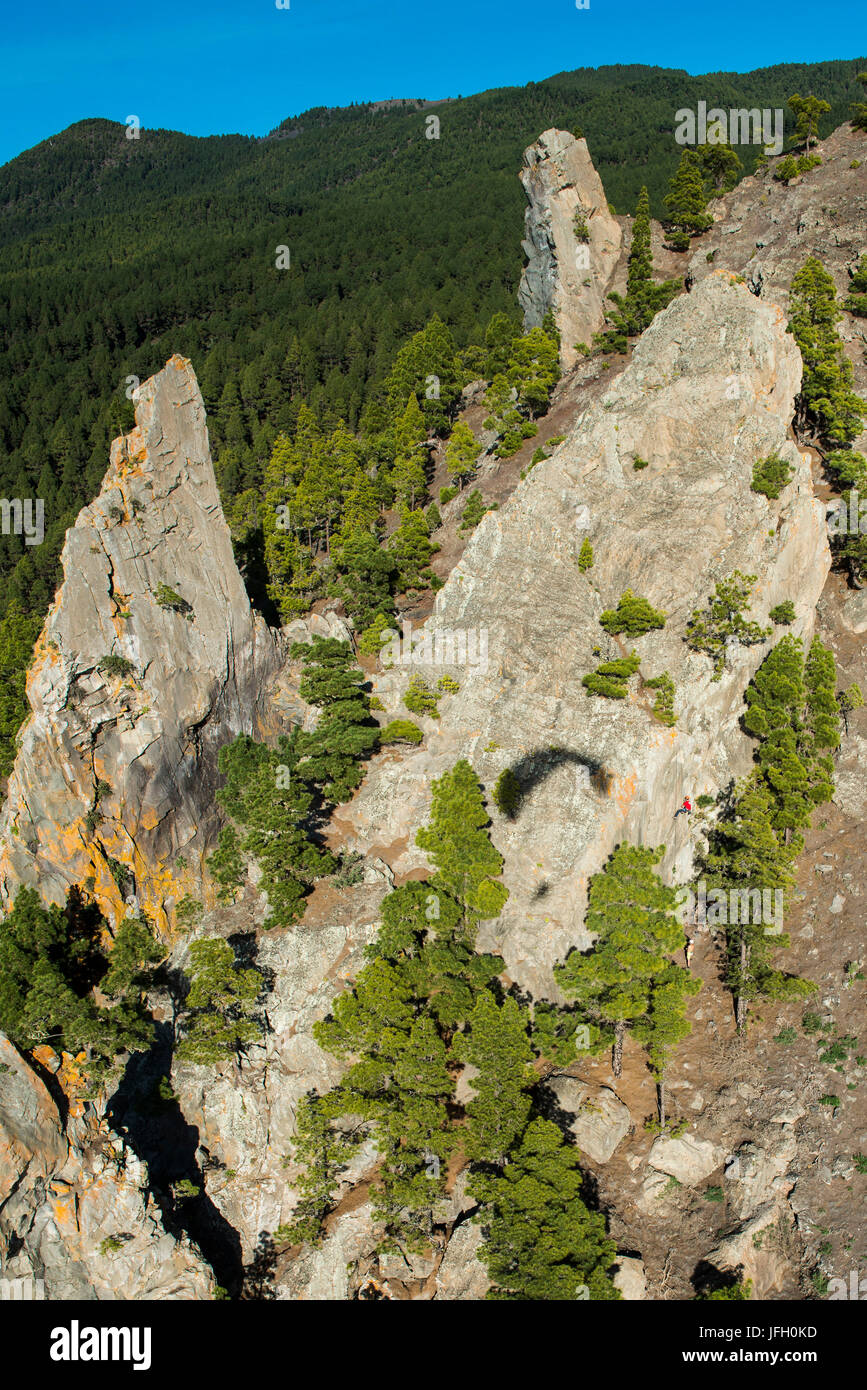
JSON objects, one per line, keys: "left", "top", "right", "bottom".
{"left": 439, "top": 485, "right": 458, "bottom": 506}
{"left": 582, "top": 651, "right": 641, "bottom": 699}
{"left": 459, "top": 490, "right": 494, "bottom": 532}
{"left": 379, "top": 719, "right": 424, "bottom": 745}
{"left": 599, "top": 590, "right": 666, "bottom": 637}
{"left": 751, "top": 452, "right": 793, "bottom": 499}
{"left": 172, "top": 1178, "right": 202, "bottom": 1200}
{"left": 99, "top": 1236, "right": 125, "bottom": 1256}
{"left": 154, "top": 582, "right": 189, "bottom": 613}
{"left": 357, "top": 612, "right": 394, "bottom": 657}
{"left": 645, "top": 671, "right": 676, "bottom": 726}
{"left": 437, "top": 674, "right": 460, "bottom": 695}
{"left": 632, "top": 456, "right": 650, "bottom": 470}
{"left": 695, "top": 794, "right": 715, "bottom": 808}
{"left": 773, "top": 155, "right": 799, "bottom": 183}
{"left": 769, "top": 600, "right": 796, "bottom": 625}
{"left": 573, "top": 212, "right": 590, "bottom": 242}
{"left": 98, "top": 654, "right": 135, "bottom": 678}
{"left": 403, "top": 675, "right": 439, "bottom": 719}
{"left": 577, "top": 539, "right": 594, "bottom": 572}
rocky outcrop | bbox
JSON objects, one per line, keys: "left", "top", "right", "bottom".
{"left": 546, "top": 1078, "right": 632, "bottom": 1164}
{"left": 687, "top": 123, "right": 867, "bottom": 433}
{"left": 0, "top": 356, "right": 282, "bottom": 930}
{"left": 344, "top": 273, "right": 830, "bottom": 1000}
{"left": 647, "top": 1134, "right": 726, "bottom": 1186}
{"left": 0, "top": 1034, "right": 213, "bottom": 1299}
{"left": 517, "top": 129, "right": 622, "bottom": 371}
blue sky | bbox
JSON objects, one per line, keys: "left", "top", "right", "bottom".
{"left": 2, "top": 0, "right": 863, "bottom": 166}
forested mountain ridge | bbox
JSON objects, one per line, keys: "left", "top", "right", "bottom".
{"left": 0, "top": 59, "right": 864, "bottom": 784}
{"left": 1, "top": 74, "right": 867, "bottom": 1303}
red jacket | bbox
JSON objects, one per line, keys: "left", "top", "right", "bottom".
{"left": 682, "top": 798, "right": 691, "bottom": 811}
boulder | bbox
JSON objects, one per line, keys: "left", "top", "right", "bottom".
{"left": 547, "top": 1078, "right": 632, "bottom": 1163}
{"left": 647, "top": 1134, "right": 726, "bottom": 1185}
{"left": 613, "top": 1255, "right": 647, "bottom": 1300}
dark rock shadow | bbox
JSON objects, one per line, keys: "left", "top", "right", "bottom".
{"left": 107, "top": 1023, "right": 244, "bottom": 1296}
{"left": 691, "top": 1259, "right": 746, "bottom": 1298}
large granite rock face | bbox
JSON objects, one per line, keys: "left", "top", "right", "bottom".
{"left": 517, "top": 129, "right": 622, "bottom": 371}
{"left": 343, "top": 274, "right": 830, "bottom": 999}
{"left": 0, "top": 1035, "right": 213, "bottom": 1300}
{"left": 0, "top": 356, "right": 281, "bottom": 929}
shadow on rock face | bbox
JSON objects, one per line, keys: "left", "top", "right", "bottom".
{"left": 497, "top": 747, "right": 613, "bottom": 821}
{"left": 107, "top": 1023, "right": 245, "bottom": 1295}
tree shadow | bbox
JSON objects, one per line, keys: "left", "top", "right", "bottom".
{"left": 243, "top": 1231, "right": 279, "bottom": 1300}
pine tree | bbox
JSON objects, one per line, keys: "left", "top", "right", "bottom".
{"left": 102, "top": 914, "right": 164, "bottom": 998}
{"left": 0, "top": 599, "right": 42, "bottom": 778}
{"left": 391, "top": 394, "right": 429, "bottom": 509}
{"left": 333, "top": 526, "right": 397, "bottom": 633}
{"left": 388, "top": 508, "right": 437, "bottom": 592}
{"left": 469, "top": 1119, "right": 620, "bottom": 1301}
{"left": 692, "top": 142, "right": 743, "bottom": 193}
{"left": 788, "top": 257, "right": 867, "bottom": 446}
{"left": 292, "top": 636, "right": 380, "bottom": 803}
{"left": 451, "top": 992, "right": 535, "bottom": 1163}
{"left": 596, "top": 187, "right": 679, "bottom": 351}
{"left": 415, "top": 760, "right": 509, "bottom": 930}
{"left": 507, "top": 326, "right": 560, "bottom": 417}
{"left": 852, "top": 72, "right": 867, "bottom": 132}
{"left": 176, "top": 938, "right": 264, "bottom": 1066}
{"left": 384, "top": 316, "right": 462, "bottom": 434}
{"left": 663, "top": 151, "right": 713, "bottom": 247}
{"left": 483, "top": 374, "right": 525, "bottom": 457}
{"left": 445, "top": 419, "right": 481, "bottom": 489}
{"left": 685, "top": 571, "right": 771, "bottom": 679}
{"left": 216, "top": 730, "right": 337, "bottom": 928}
{"left": 555, "top": 844, "right": 689, "bottom": 1078}
{"left": 788, "top": 93, "right": 831, "bottom": 151}
{"left": 701, "top": 775, "right": 804, "bottom": 1032}
{"left": 843, "top": 254, "right": 867, "bottom": 317}
{"left": 577, "top": 539, "right": 594, "bottom": 572}
{"left": 634, "top": 967, "right": 700, "bottom": 1127}
{"left": 280, "top": 1092, "right": 364, "bottom": 1246}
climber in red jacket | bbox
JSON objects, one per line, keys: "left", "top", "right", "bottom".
{"left": 674, "top": 796, "right": 692, "bottom": 817}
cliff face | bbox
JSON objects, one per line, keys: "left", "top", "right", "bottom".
{"left": 0, "top": 136, "right": 857, "bottom": 1303}
{"left": 0, "top": 1033, "right": 213, "bottom": 1299}
{"left": 517, "top": 129, "right": 622, "bottom": 371}
{"left": 344, "top": 273, "right": 830, "bottom": 998}
{"left": 0, "top": 356, "right": 281, "bottom": 930}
